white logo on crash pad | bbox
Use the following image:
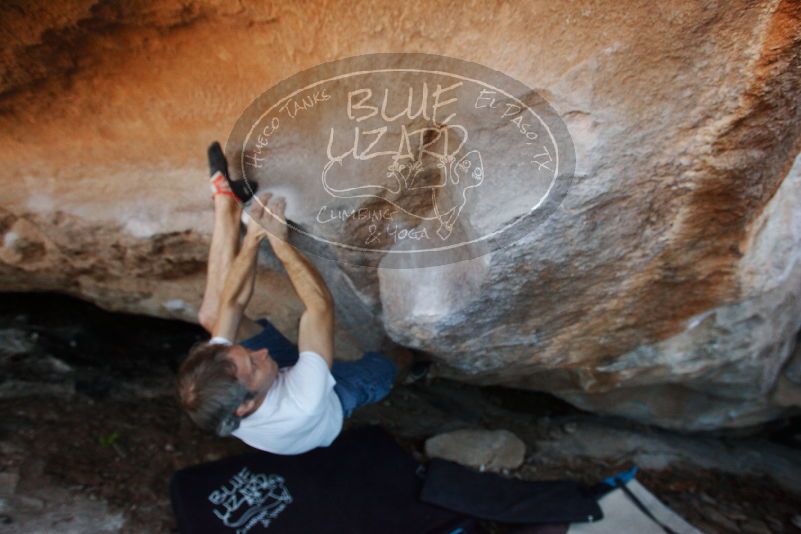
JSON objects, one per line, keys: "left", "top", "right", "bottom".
{"left": 208, "top": 467, "right": 292, "bottom": 533}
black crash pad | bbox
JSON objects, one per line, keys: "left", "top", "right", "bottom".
{"left": 421, "top": 458, "right": 603, "bottom": 525}
{"left": 170, "top": 426, "right": 479, "bottom": 534}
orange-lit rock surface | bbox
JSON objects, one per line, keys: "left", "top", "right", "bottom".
{"left": 1, "top": 0, "right": 800, "bottom": 429}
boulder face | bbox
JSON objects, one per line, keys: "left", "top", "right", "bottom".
{"left": 1, "top": 0, "right": 800, "bottom": 430}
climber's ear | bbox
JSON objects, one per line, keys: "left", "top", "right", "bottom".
{"left": 236, "top": 398, "right": 257, "bottom": 418}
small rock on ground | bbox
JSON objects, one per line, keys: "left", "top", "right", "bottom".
{"left": 424, "top": 428, "right": 526, "bottom": 472}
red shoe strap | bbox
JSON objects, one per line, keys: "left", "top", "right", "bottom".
{"left": 209, "top": 172, "right": 237, "bottom": 199}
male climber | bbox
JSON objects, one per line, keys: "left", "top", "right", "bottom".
{"left": 176, "top": 142, "right": 417, "bottom": 455}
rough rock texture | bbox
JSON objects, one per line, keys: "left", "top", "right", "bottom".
{"left": 424, "top": 429, "right": 526, "bottom": 472}
{"left": 1, "top": 0, "right": 800, "bottom": 429}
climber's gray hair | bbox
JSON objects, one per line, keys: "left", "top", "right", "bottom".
{"left": 176, "top": 341, "right": 257, "bottom": 437}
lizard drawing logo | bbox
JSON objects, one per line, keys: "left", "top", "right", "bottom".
{"left": 321, "top": 122, "right": 485, "bottom": 240}
{"left": 208, "top": 467, "right": 292, "bottom": 533}
{"left": 228, "top": 53, "right": 575, "bottom": 268}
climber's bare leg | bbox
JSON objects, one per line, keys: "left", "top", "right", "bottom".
{"left": 198, "top": 194, "right": 241, "bottom": 333}
{"left": 198, "top": 194, "right": 263, "bottom": 341}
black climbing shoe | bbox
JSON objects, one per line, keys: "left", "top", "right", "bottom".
{"left": 207, "top": 141, "right": 228, "bottom": 179}
{"left": 207, "top": 141, "right": 258, "bottom": 203}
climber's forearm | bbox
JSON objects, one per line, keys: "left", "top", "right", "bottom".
{"left": 224, "top": 233, "right": 263, "bottom": 309}
{"left": 268, "top": 235, "right": 333, "bottom": 312}
{"left": 213, "top": 233, "right": 263, "bottom": 338}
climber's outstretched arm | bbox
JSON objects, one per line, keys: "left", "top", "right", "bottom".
{"left": 257, "top": 193, "right": 335, "bottom": 369}
{"left": 270, "top": 237, "right": 335, "bottom": 368}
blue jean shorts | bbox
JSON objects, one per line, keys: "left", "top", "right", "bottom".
{"left": 240, "top": 318, "right": 397, "bottom": 418}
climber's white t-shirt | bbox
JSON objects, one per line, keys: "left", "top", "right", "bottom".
{"left": 209, "top": 337, "right": 343, "bottom": 455}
